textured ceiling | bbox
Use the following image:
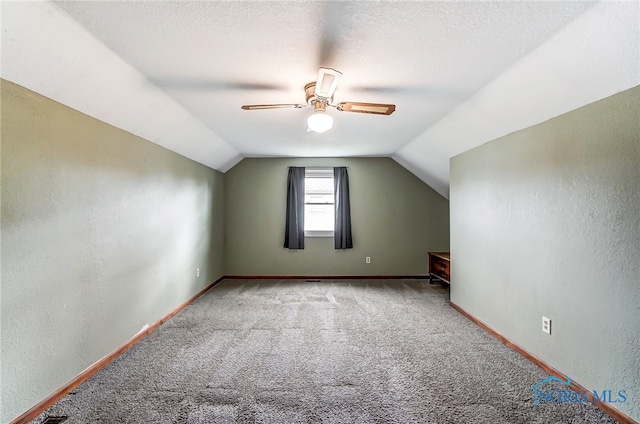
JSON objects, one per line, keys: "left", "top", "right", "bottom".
{"left": 2, "top": 1, "right": 638, "bottom": 197}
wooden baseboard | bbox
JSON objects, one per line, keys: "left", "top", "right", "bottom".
{"left": 10, "top": 277, "right": 225, "bottom": 424}
{"left": 450, "top": 302, "right": 638, "bottom": 424}
{"left": 224, "top": 275, "right": 429, "bottom": 280}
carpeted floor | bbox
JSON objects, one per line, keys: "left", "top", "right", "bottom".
{"left": 32, "top": 279, "right": 617, "bottom": 423}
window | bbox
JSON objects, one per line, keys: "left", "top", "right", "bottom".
{"left": 304, "top": 168, "right": 334, "bottom": 237}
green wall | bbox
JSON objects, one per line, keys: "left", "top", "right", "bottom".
{"left": 224, "top": 157, "right": 450, "bottom": 276}
{"left": 450, "top": 86, "right": 640, "bottom": 421}
{"left": 0, "top": 80, "right": 226, "bottom": 422}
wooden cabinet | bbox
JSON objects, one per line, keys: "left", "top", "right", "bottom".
{"left": 428, "top": 252, "right": 450, "bottom": 284}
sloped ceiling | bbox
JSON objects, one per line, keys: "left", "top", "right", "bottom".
{"left": 1, "top": 1, "right": 638, "bottom": 198}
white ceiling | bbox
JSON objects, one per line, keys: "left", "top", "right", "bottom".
{"left": 2, "top": 1, "right": 638, "bottom": 198}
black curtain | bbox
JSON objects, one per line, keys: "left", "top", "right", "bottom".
{"left": 334, "top": 167, "right": 353, "bottom": 249}
{"left": 284, "top": 167, "right": 305, "bottom": 249}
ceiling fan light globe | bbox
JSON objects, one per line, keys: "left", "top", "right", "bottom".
{"left": 307, "top": 111, "right": 333, "bottom": 133}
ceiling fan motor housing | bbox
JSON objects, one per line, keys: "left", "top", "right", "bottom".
{"left": 304, "top": 82, "right": 332, "bottom": 105}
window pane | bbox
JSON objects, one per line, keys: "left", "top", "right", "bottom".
{"left": 304, "top": 172, "right": 334, "bottom": 234}
{"left": 305, "top": 193, "right": 334, "bottom": 204}
{"left": 305, "top": 204, "right": 334, "bottom": 231}
{"left": 306, "top": 177, "right": 333, "bottom": 193}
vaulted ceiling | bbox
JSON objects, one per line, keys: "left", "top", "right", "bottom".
{"left": 2, "top": 1, "right": 638, "bottom": 198}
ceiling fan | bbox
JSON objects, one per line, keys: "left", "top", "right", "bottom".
{"left": 241, "top": 68, "right": 396, "bottom": 133}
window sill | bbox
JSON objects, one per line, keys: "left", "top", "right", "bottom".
{"left": 305, "top": 230, "right": 334, "bottom": 238}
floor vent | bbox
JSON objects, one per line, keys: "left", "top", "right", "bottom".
{"left": 305, "top": 279, "right": 321, "bottom": 282}
{"left": 42, "top": 417, "right": 68, "bottom": 424}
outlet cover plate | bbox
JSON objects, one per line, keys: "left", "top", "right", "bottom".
{"left": 542, "top": 316, "right": 551, "bottom": 335}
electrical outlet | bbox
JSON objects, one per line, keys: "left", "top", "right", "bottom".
{"left": 365, "top": 256, "right": 371, "bottom": 264}
{"left": 196, "top": 268, "right": 200, "bottom": 277}
{"left": 542, "top": 316, "right": 551, "bottom": 335}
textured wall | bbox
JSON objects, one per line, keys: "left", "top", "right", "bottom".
{"left": 0, "top": 80, "right": 225, "bottom": 422}
{"left": 224, "top": 157, "right": 449, "bottom": 276}
{"left": 450, "top": 86, "right": 640, "bottom": 420}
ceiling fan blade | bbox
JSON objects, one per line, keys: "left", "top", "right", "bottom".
{"left": 336, "top": 102, "right": 396, "bottom": 116}
{"left": 317, "top": 2, "right": 348, "bottom": 68}
{"left": 315, "top": 68, "right": 342, "bottom": 99}
{"left": 350, "top": 85, "right": 467, "bottom": 100}
{"left": 152, "top": 78, "right": 287, "bottom": 91}
{"left": 241, "top": 104, "right": 308, "bottom": 110}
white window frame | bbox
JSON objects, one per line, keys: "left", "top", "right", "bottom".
{"left": 304, "top": 168, "right": 334, "bottom": 237}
